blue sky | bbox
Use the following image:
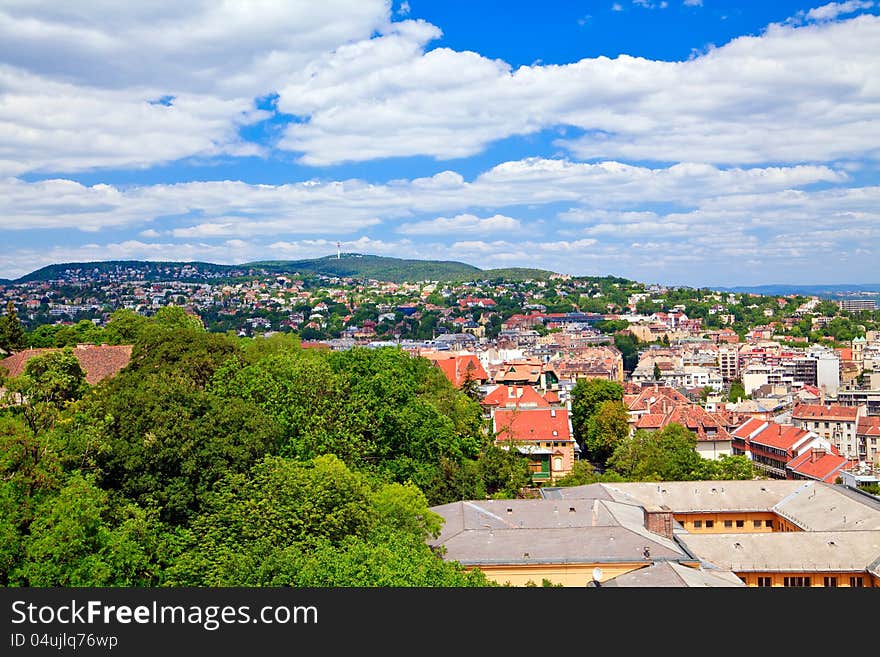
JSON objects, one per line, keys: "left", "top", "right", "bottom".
{"left": 1, "top": 0, "right": 878, "bottom": 287}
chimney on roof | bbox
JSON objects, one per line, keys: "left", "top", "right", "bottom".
{"left": 643, "top": 505, "right": 674, "bottom": 540}
{"left": 551, "top": 409, "right": 556, "bottom": 418}
{"left": 811, "top": 447, "right": 826, "bottom": 463}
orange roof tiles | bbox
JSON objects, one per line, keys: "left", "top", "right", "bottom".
{"left": 493, "top": 408, "right": 572, "bottom": 443}
{"left": 427, "top": 354, "right": 488, "bottom": 388}
{"left": 857, "top": 416, "right": 880, "bottom": 437}
{"left": 786, "top": 445, "right": 847, "bottom": 483}
{"left": 0, "top": 344, "right": 132, "bottom": 385}
{"left": 747, "top": 423, "right": 812, "bottom": 451}
{"left": 732, "top": 417, "right": 767, "bottom": 439}
{"left": 481, "top": 385, "right": 551, "bottom": 409}
{"left": 791, "top": 404, "right": 860, "bottom": 421}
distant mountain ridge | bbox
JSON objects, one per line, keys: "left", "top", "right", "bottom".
{"left": 715, "top": 283, "right": 880, "bottom": 298}
{"left": 7, "top": 254, "right": 560, "bottom": 285}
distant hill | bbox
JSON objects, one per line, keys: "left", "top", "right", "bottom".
{"left": 715, "top": 283, "right": 880, "bottom": 298}
{"left": 245, "top": 253, "right": 485, "bottom": 282}
{"left": 9, "top": 254, "right": 557, "bottom": 285}
{"left": 13, "top": 260, "right": 253, "bottom": 283}
{"left": 479, "top": 267, "right": 558, "bottom": 281}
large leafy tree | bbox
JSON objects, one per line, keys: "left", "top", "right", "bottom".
{"left": 11, "top": 473, "right": 166, "bottom": 586}
{"left": 210, "top": 350, "right": 351, "bottom": 462}
{"left": 0, "top": 416, "right": 64, "bottom": 584}
{"left": 570, "top": 378, "right": 624, "bottom": 448}
{"left": 91, "top": 374, "right": 281, "bottom": 525}
{"left": 693, "top": 454, "right": 755, "bottom": 480}
{"left": 2, "top": 348, "right": 88, "bottom": 435}
{"left": 103, "top": 308, "right": 150, "bottom": 345}
{"left": 163, "top": 454, "right": 484, "bottom": 587}
{"left": 584, "top": 399, "right": 631, "bottom": 466}
{"left": 607, "top": 423, "right": 704, "bottom": 481}
{"left": 0, "top": 301, "right": 26, "bottom": 353}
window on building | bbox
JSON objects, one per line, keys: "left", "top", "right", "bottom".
{"left": 705, "top": 520, "right": 714, "bottom": 528}
{"left": 724, "top": 520, "right": 733, "bottom": 528}
{"left": 783, "top": 576, "right": 811, "bottom": 587}
{"left": 765, "top": 520, "right": 773, "bottom": 527}
{"left": 693, "top": 520, "right": 702, "bottom": 528}
{"left": 825, "top": 422, "right": 830, "bottom": 429}
{"left": 850, "top": 577, "right": 864, "bottom": 587}
{"left": 757, "top": 577, "right": 772, "bottom": 587}
{"left": 753, "top": 520, "right": 762, "bottom": 528}
{"left": 824, "top": 577, "right": 838, "bottom": 587}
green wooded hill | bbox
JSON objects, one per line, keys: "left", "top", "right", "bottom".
{"left": 248, "top": 254, "right": 556, "bottom": 282}
{"left": 13, "top": 260, "right": 252, "bottom": 283}
{"left": 247, "top": 253, "right": 485, "bottom": 282}
{"left": 10, "top": 254, "right": 559, "bottom": 284}
{"left": 479, "top": 267, "right": 558, "bottom": 281}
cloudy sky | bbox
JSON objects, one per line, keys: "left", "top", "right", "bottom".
{"left": 1, "top": 0, "right": 878, "bottom": 286}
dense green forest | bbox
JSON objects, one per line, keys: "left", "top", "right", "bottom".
{"left": 0, "top": 307, "right": 531, "bottom": 586}
{"left": 0, "top": 307, "right": 754, "bottom": 586}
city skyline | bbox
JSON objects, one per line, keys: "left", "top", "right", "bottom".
{"left": 1, "top": 1, "right": 878, "bottom": 287}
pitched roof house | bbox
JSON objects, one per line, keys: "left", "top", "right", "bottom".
{"left": 492, "top": 407, "right": 576, "bottom": 482}
{"left": 791, "top": 403, "right": 865, "bottom": 460}
{"left": 856, "top": 415, "right": 880, "bottom": 466}
{"left": 0, "top": 344, "right": 133, "bottom": 385}
{"left": 786, "top": 444, "right": 850, "bottom": 483}
{"left": 625, "top": 384, "right": 743, "bottom": 460}
{"left": 732, "top": 417, "right": 832, "bottom": 479}
{"left": 480, "top": 385, "right": 551, "bottom": 412}
{"left": 424, "top": 353, "right": 488, "bottom": 388}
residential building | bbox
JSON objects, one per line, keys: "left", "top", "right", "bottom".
{"left": 856, "top": 415, "right": 880, "bottom": 466}
{"left": 839, "top": 299, "right": 877, "bottom": 312}
{"left": 731, "top": 418, "right": 830, "bottom": 479}
{"left": 791, "top": 403, "right": 865, "bottom": 460}
{"left": 492, "top": 407, "right": 576, "bottom": 482}
{"left": 429, "top": 480, "right": 880, "bottom": 587}
{"left": 0, "top": 344, "right": 132, "bottom": 385}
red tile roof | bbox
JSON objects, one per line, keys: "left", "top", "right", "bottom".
{"left": 791, "top": 404, "right": 860, "bottom": 421}
{"left": 746, "top": 423, "right": 812, "bottom": 451}
{"left": 0, "top": 344, "right": 132, "bottom": 385}
{"left": 786, "top": 445, "right": 847, "bottom": 483}
{"left": 493, "top": 408, "right": 572, "bottom": 443}
{"left": 857, "top": 416, "right": 880, "bottom": 437}
{"left": 634, "top": 404, "right": 737, "bottom": 441}
{"left": 491, "top": 363, "right": 543, "bottom": 384}
{"left": 624, "top": 384, "right": 691, "bottom": 412}
{"left": 732, "top": 417, "right": 767, "bottom": 440}
{"left": 427, "top": 354, "right": 489, "bottom": 388}
{"left": 481, "top": 385, "right": 551, "bottom": 409}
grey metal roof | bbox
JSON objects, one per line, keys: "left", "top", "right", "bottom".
{"left": 547, "top": 481, "right": 880, "bottom": 530}
{"left": 600, "top": 561, "right": 746, "bottom": 587}
{"left": 433, "top": 525, "right": 687, "bottom": 566}
{"left": 771, "top": 481, "right": 880, "bottom": 531}
{"left": 429, "top": 498, "right": 689, "bottom": 566}
{"left": 677, "top": 531, "right": 880, "bottom": 572}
